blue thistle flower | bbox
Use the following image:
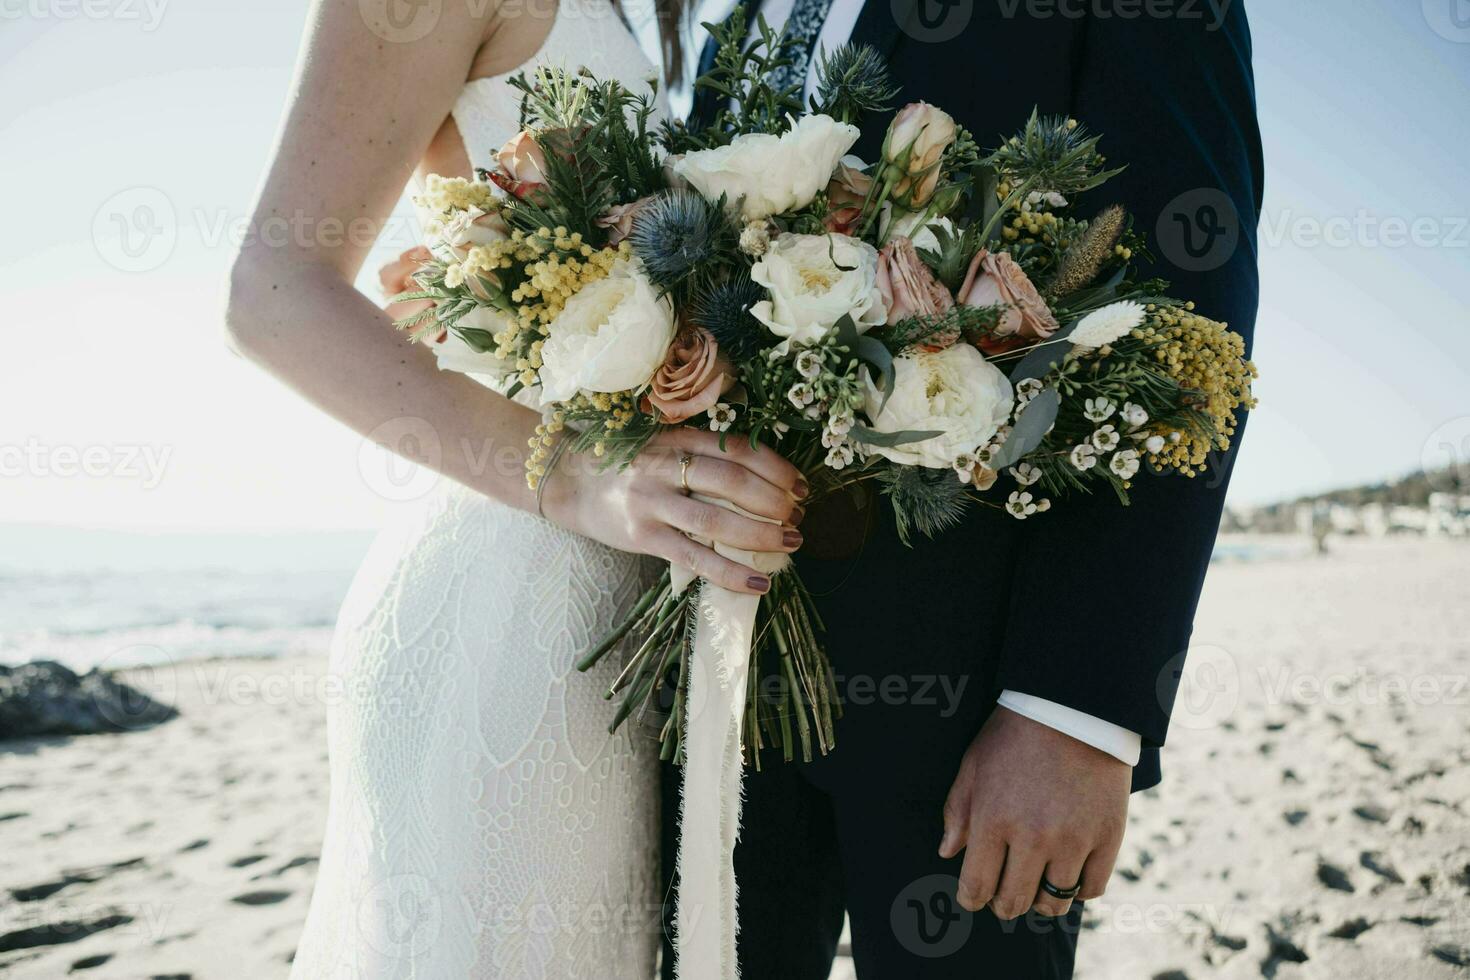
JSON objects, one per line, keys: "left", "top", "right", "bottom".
{"left": 628, "top": 190, "right": 730, "bottom": 289}
{"left": 813, "top": 44, "right": 899, "bottom": 123}
{"left": 877, "top": 466, "right": 971, "bottom": 546}
{"left": 687, "top": 273, "right": 765, "bottom": 362}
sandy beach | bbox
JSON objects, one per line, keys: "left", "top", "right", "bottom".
{"left": 1, "top": 537, "right": 1466, "bottom": 979}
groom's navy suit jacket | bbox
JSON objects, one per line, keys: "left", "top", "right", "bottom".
{"left": 769, "top": 0, "right": 1264, "bottom": 795}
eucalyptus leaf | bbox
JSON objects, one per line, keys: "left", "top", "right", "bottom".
{"left": 854, "top": 335, "right": 895, "bottom": 413}
{"left": 1007, "top": 321, "right": 1079, "bottom": 384}
{"left": 978, "top": 164, "right": 1000, "bottom": 243}
{"left": 990, "top": 386, "right": 1059, "bottom": 470}
{"left": 848, "top": 423, "right": 944, "bottom": 448}
{"left": 832, "top": 313, "right": 859, "bottom": 351}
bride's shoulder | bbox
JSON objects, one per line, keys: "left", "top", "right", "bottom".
{"left": 463, "top": 0, "right": 663, "bottom": 107}
{"left": 464, "top": 0, "right": 563, "bottom": 81}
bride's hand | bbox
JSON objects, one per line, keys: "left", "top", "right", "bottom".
{"left": 541, "top": 429, "right": 808, "bottom": 595}
{"left": 379, "top": 246, "right": 434, "bottom": 320}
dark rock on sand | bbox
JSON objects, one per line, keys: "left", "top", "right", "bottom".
{"left": 0, "top": 662, "right": 177, "bottom": 740}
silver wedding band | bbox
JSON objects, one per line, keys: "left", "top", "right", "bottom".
{"left": 678, "top": 454, "right": 694, "bottom": 495}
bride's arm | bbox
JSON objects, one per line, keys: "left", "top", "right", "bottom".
{"left": 225, "top": 0, "right": 804, "bottom": 594}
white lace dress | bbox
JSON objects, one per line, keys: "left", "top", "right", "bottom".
{"left": 290, "top": 7, "right": 666, "bottom": 977}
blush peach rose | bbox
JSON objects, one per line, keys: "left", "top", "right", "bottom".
{"left": 876, "top": 236, "right": 954, "bottom": 329}
{"left": 957, "top": 248, "right": 1060, "bottom": 355}
{"left": 596, "top": 195, "right": 656, "bottom": 246}
{"left": 643, "top": 324, "right": 736, "bottom": 423}
{"left": 492, "top": 131, "right": 549, "bottom": 199}
{"left": 824, "top": 159, "right": 872, "bottom": 234}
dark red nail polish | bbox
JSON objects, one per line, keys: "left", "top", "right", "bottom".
{"left": 747, "top": 575, "right": 770, "bottom": 593}
{"left": 793, "top": 479, "right": 810, "bottom": 499}
{"left": 788, "top": 505, "right": 805, "bottom": 525}
{"left": 782, "top": 529, "right": 803, "bottom": 548}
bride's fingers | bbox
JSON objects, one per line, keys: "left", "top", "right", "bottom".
{"left": 665, "top": 429, "right": 808, "bottom": 499}
{"left": 377, "top": 246, "right": 432, "bottom": 300}
{"left": 682, "top": 455, "right": 803, "bottom": 526}
{"left": 647, "top": 527, "right": 770, "bottom": 595}
{"left": 661, "top": 495, "right": 800, "bottom": 555}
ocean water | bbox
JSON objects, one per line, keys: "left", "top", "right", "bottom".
{"left": 0, "top": 524, "right": 1286, "bottom": 672}
{"left": 0, "top": 525, "right": 374, "bottom": 671}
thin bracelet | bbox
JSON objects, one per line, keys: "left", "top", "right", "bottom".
{"left": 535, "top": 431, "right": 573, "bottom": 521}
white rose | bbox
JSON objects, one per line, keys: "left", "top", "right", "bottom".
{"left": 673, "top": 114, "right": 860, "bottom": 221}
{"left": 430, "top": 306, "right": 517, "bottom": 386}
{"left": 862, "top": 344, "right": 1014, "bottom": 469}
{"left": 539, "top": 258, "right": 675, "bottom": 402}
{"left": 883, "top": 211, "right": 955, "bottom": 253}
{"left": 750, "top": 233, "right": 887, "bottom": 349}
{"left": 427, "top": 206, "right": 510, "bottom": 262}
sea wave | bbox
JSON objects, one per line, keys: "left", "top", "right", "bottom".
{"left": 0, "top": 620, "right": 337, "bottom": 671}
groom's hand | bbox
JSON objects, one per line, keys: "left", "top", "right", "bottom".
{"left": 939, "top": 707, "right": 1130, "bottom": 919}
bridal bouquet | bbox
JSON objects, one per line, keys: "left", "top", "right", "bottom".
{"left": 397, "top": 15, "right": 1256, "bottom": 769}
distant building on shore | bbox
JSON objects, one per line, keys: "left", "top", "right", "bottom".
{"left": 1224, "top": 469, "right": 1470, "bottom": 539}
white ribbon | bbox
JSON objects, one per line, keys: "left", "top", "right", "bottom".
{"left": 670, "top": 496, "right": 789, "bottom": 980}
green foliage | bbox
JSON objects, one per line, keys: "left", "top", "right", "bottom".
{"left": 914, "top": 220, "right": 982, "bottom": 291}
{"left": 662, "top": 11, "right": 804, "bottom": 152}
{"left": 501, "top": 68, "right": 667, "bottom": 239}
{"left": 878, "top": 303, "right": 1004, "bottom": 354}
{"left": 876, "top": 466, "right": 972, "bottom": 546}
{"left": 811, "top": 44, "right": 899, "bottom": 124}
{"left": 560, "top": 401, "right": 663, "bottom": 471}
{"left": 984, "top": 109, "right": 1125, "bottom": 196}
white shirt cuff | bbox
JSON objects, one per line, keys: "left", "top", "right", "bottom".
{"left": 997, "top": 690, "right": 1142, "bottom": 766}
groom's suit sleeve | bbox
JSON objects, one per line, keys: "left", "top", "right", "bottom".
{"left": 994, "top": 0, "right": 1265, "bottom": 750}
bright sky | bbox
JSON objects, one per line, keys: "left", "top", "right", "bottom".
{"left": 2, "top": 0, "right": 1468, "bottom": 531}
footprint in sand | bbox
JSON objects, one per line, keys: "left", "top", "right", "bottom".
{"left": 70, "top": 952, "right": 113, "bottom": 971}
{"left": 1352, "top": 803, "right": 1390, "bottom": 823}
{"left": 1326, "top": 918, "right": 1374, "bottom": 940}
{"left": 1358, "top": 850, "right": 1403, "bottom": 884}
{"left": 251, "top": 856, "right": 318, "bottom": 882}
{"left": 0, "top": 914, "right": 134, "bottom": 954}
{"left": 1431, "top": 945, "right": 1469, "bottom": 967}
{"left": 10, "top": 858, "right": 146, "bottom": 903}
{"left": 231, "top": 890, "right": 292, "bottom": 906}
{"left": 1316, "top": 861, "right": 1355, "bottom": 893}
{"left": 1262, "top": 924, "right": 1310, "bottom": 976}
